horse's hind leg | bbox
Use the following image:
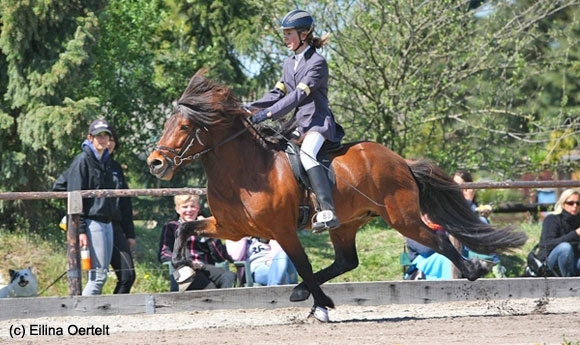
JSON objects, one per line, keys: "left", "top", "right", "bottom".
{"left": 290, "top": 222, "right": 361, "bottom": 302}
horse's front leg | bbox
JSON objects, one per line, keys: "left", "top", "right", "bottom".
{"left": 276, "top": 234, "right": 335, "bottom": 322}
{"left": 171, "top": 218, "right": 217, "bottom": 291}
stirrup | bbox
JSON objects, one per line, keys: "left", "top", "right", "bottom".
{"left": 311, "top": 210, "right": 340, "bottom": 234}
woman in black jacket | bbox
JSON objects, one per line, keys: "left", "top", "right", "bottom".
{"left": 55, "top": 119, "right": 116, "bottom": 295}
{"left": 538, "top": 188, "right": 580, "bottom": 276}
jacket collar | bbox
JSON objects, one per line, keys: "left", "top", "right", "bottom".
{"left": 81, "top": 139, "right": 110, "bottom": 163}
{"left": 294, "top": 46, "right": 315, "bottom": 73}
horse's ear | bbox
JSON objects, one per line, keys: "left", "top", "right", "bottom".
{"left": 185, "top": 68, "right": 209, "bottom": 90}
{"left": 193, "top": 68, "right": 209, "bottom": 81}
{"left": 181, "top": 68, "right": 211, "bottom": 101}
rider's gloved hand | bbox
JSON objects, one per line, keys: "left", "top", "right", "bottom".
{"left": 242, "top": 105, "right": 254, "bottom": 114}
{"left": 250, "top": 109, "right": 269, "bottom": 124}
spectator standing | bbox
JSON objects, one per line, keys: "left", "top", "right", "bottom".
{"left": 537, "top": 188, "right": 580, "bottom": 276}
{"left": 158, "top": 195, "right": 236, "bottom": 290}
{"left": 107, "top": 130, "right": 136, "bottom": 293}
{"left": 54, "top": 119, "right": 115, "bottom": 295}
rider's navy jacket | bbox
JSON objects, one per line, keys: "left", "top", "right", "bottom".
{"left": 250, "top": 47, "right": 344, "bottom": 143}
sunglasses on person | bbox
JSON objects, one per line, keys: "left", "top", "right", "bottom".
{"left": 564, "top": 201, "right": 580, "bottom": 206}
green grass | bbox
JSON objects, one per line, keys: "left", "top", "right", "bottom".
{"left": 0, "top": 218, "right": 544, "bottom": 296}
{"left": 299, "top": 219, "right": 406, "bottom": 282}
{"left": 0, "top": 221, "right": 175, "bottom": 296}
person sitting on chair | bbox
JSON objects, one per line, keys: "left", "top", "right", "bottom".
{"left": 453, "top": 170, "right": 506, "bottom": 278}
{"left": 404, "top": 237, "right": 454, "bottom": 280}
{"left": 537, "top": 188, "right": 580, "bottom": 277}
{"left": 248, "top": 9, "right": 344, "bottom": 233}
{"left": 226, "top": 237, "right": 298, "bottom": 286}
{"left": 404, "top": 170, "right": 506, "bottom": 280}
{"left": 158, "top": 194, "right": 236, "bottom": 290}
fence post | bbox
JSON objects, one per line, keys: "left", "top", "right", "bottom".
{"left": 66, "top": 191, "right": 83, "bottom": 296}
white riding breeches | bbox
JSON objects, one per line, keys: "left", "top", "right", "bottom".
{"left": 300, "top": 131, "right": 325, "bottom": 171}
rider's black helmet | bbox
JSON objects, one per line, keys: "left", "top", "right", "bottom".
{"left": 280, "top": 9, "right": 314, "bottom": 35}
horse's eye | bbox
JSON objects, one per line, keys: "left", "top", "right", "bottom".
{"left": 180, "top": 125, "right": 189, "bottom": 131}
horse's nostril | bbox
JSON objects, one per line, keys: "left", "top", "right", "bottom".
{"left": 150, "top": 159, "right": 163, "bottom": 167}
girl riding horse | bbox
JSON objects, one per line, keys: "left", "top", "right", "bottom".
{"left": 249, "top": 9, "right": 344, "bottom": 234}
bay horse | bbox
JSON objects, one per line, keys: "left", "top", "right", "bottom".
{"left": 147, "top": 70, "right": 527, "bottom": 321}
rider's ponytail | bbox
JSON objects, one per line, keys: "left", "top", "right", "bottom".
{"left": 308, "top": 33, "right": 330, "bottom": 49}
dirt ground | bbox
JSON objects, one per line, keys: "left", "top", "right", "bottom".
{"left": 0, "top": 297, "right": 579, "bottom": 345}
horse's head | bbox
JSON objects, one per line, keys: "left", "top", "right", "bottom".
{"left": 147, "top": 109, "right": 207, "bottom": 180}
{"left": 147, "top": 70, "right": 250, "bottom": 180}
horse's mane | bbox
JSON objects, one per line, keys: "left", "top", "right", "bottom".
{"left": 177, "top": 69, "right": 296, "bottom": 149}
{"left": 176, "top": 69, "right": 247, "bottom": 127}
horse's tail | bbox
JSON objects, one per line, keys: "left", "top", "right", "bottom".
{"left": 407, "top": 159, "right": 527, "bottom": 254}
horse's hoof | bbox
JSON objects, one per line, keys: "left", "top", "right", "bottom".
{"left": 308, "top": 306, "right": 329, "bottom": 323}
{"left": 178, "top": 281, "right": 193, "bottom": 292}
{"left": 173, "top": 265, "right": 195, "bottom": 292}
{"left": 463, "top": 258, "right": 495, "bottom": 281}
{"left": 289, "top": 286, "right": 311, "bottom": 302}
{"left": 480, "top": 259, "right": 495, "bottom": 272}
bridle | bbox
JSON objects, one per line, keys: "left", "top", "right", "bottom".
{"left": 154, "top": 126, "right": 209, "bottom": 167}
{"left": 153, "top": 110, "right": 251, "bottom": 168}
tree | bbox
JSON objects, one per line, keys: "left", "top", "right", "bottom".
{"left": 0, "top": 0, "right": 107, "bottom": 230}
{"left": 4, "top": 0, "right": 580, "bottom": 232}
{"left": 313, "top": 0, "right": 580, "bottom": 178}
{"left": 0, "top": 0, "right": 279, "bottom": 231}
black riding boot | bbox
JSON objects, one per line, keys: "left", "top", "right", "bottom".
{"left": 307, "top": 165, "right": 340, "bottom": 233}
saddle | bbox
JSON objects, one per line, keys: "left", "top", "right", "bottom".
{"left": 285, "top": 140, "right": 342, "bottom": 230}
